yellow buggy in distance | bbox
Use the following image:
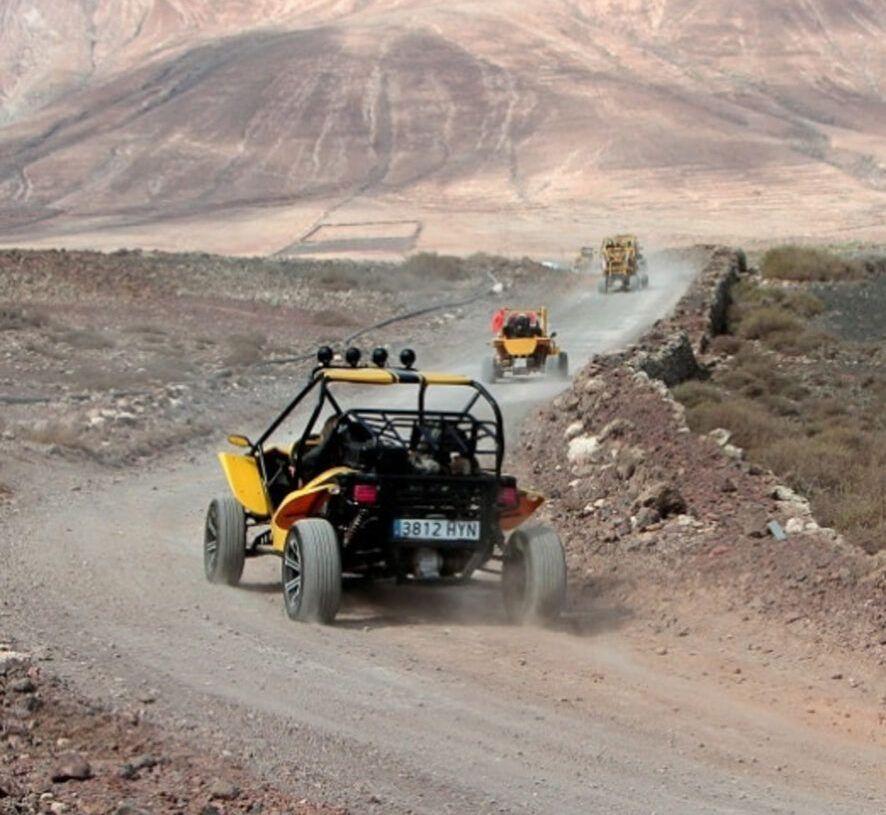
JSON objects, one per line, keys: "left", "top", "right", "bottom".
{"left": 482, "top": 307, "right": 569, "bottom": 384}
{"left": 205, "top": 346, "right": 567, "bottom": 625}
{"left": 599, "top": 234, "right": 649, "bottom": 293}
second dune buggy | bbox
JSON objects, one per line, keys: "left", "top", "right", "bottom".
{"left": 204, "top": 346, "right": 567, "bottom": 625}
{"left": 482, "top": 307, "right": 569, "bottom": 383}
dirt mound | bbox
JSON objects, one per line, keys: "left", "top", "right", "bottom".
{"left": 519, "top": 248, "right": 885, "bottom": 659}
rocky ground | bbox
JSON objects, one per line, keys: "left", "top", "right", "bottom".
{"left": 0, "top": 249, "right": 565, "bottom": 477}
{"left": 0, "top": 643, "right": 344, "bottom": 815}
{"left": 518, "top": 249, "right": 886, "bottom": 664}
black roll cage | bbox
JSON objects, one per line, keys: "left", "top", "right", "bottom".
{"left": 248, "top": 365, "right": 505, "bottom": 484}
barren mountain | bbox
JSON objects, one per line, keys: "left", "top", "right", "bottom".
{"left": 0, "top": 0, "right": 884, "bottom": 254}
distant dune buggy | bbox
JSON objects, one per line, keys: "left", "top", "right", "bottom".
{"left": 483, "top": 307, "right": 569, "bottom": 383}
{"left": 599, "top": 234, "right": 649, "bottom": 293}
{"left": 204, "top": 346, "right": 567, "bottom": 625}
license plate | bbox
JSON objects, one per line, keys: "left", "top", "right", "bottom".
{"left": 393, "top": 518, "right": 480, "bottom": 541}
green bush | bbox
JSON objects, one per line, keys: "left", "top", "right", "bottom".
{"left": 761, "top": 246, "right": 863, "bottom": 282}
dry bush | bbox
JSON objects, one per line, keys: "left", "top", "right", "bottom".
{"left": 402, "top": 252, "right": 467, "bottom": 283}
{"left": 718, "top": 349, "right": 807, "bottom": 400}
{"left": 686, "top": 397, "right": 787, "bottom": 450}
{"left": 54, "top": 327, "right": 116, "bottom": 350}
{"left": 0, "top": 304, "right": 49, "bottom": 331}
{"left": 765, "top": 329, "right": 833, "bottom": 356}
{"left": 709, "top": 334, "right": 742, "bottom": 355}
{"left": 760, "top": 429, "right": 886, "bottom": 553}
{"left": 738, "top": 306, "right": 802, "bottom": 340}
{"left": 761, "top": 246, "right": 864, "bottom": 282}
{"left": 224, "top": 332, "right": 266, "bottom": 367}
{"left": 23, "top": 420, "right": 95, "bottom": 455}
{"left": 122, "top": 323, "right": 168, "bottom": 336}
{"left": 313, "top": 307, "right": 360, "bottom": 327}
{"left": 671, "top": 380, "right": 722, "bottom": 409}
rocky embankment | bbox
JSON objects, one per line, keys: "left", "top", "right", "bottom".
{"left": 520, "top": 248, "right": 885, "bottom": 658}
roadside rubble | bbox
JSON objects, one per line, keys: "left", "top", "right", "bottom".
{"left": 0, "top": 642, "right": 344, "bottom": 815}
{"left": 518, "top": 248, "right": 886, "bottom": 658}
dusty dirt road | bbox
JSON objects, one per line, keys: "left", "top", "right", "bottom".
{"left": 3, "top": 257, "right": 884, "bottom": 814}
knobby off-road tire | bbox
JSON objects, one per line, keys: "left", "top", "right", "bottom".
{"left": 204, "top": 496, "right": 246, "bottom": 586}
{"left": 282, "top": 518, "right": 342, "bottom": 624}
{"left": 481, "top": 356, "right": 499, "bottom": 384}
{"left": 501, "top": 525, "right": 567, "bottom": 624}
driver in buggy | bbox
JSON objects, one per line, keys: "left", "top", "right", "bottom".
{"left": 503, "top": 310, "right": 542, "bottom": 339}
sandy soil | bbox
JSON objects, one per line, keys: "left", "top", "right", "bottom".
{"left": 2, "top": 249, "right": 884, "bottom": 814}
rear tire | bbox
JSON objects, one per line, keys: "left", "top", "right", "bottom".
{"left": 282, "top": 519, "right": 342, "bottom": 623}
{"left": 597, "top": 278, "right": 607, "bottom": 294}
{"left": 501, "top": 525, "right": 566, "bottom": 624}
{"left": 557, "top": 351, "right": 569, "bottom": 379}
{"left": 204, "top": 496, "right": 246, "bottom": 585}
{"left": 481, "top": 356, "right": 499, "bottom": 384}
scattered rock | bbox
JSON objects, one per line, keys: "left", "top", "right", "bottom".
{"left": 564, "top": 421, "right": 584, "bottom": 441}
{"left": 599, "top": 418, "right": 634, "bottom": 441}
{"left": 784, "top": 517, "right": 806, "bottom": 535}
{"left": 10, "top": 677, "right": 36, "bottom": 693}
{"left": 51, "top": 754, "right": 92, "bottom": 782}
{"left": 567, "top": 434, "right": 603, "bottom": 465}
{"left": 634, "top": 506, "right": 661, "bottom": 530}
{"left": 636, "top": 481, "right": 686, "bottom": 517}
{"left": 209, "top": 780, "right": 240, "bottom": 801}
{"left": 707, "top": 428, "right": 731, "bottom": 447}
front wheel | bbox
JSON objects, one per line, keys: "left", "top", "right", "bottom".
{"left": 501, "top": 525, "right": 567, "bottom": 624}
{"left": 282, "top": 519, "right": 342, "bottom": 623}
{"left": 204, "top": 496, "right": 246, "bottom": 585}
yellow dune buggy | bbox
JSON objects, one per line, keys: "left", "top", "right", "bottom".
{"left": 204, "top": 346, "right": 566, "bottom": 624}
{"left": 482, "top": 307, "right": 568, "bottom": 383}
{"left": 599, "top": 234, "right": 649, "bottom": 293}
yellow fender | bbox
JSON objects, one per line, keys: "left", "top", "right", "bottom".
{"left": 501, "top": 337, "right": 539, "bottom": 357}
{"left": 218, "top": 453, "right": 271, "bottom": 517}
{"left": 270, "top": 467, "right": 355, "bottom": 551}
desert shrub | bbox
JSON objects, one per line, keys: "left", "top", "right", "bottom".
{"left": 313, "top": 307, "right": 360, "bottom": 327}
{"left": 761, "top": 246, "right": 863, "bottom": 282}
{"left": 224, "top": 332, "right": 266, "bottom": 367}
{"left": 54, "top": 328, "right": 116, "bottom": 350}
{"left": 738, "top": 307, "right": 802, "bottom": 340}
{"left": 709, "top": 334, "right": 742, "bottom": 355}
{"left": 783, "top": 290, "right": 825, "bottom": 318}
{"left": 718, "top": 348, "right": 807, "bottom": 400}
{"left": 0, "top": 304, "right": 49, "bottom": 331}
{"left": 671, "top": 380, "right": 723, "bottom": 409}
{"left": 685, "top": 397, "right": 786, "bottom": 450}
{"left": 402, "top": 252, "right": 467, "bottom": 282}
{"left": 24, "top": 420, "right": 94, "bottom": 455}
{"left": 765, "top": 328, "right": 833, "bottom": 355}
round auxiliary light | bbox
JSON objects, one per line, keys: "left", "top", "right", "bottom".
{"left": 399, "top": 348, "right": 416, "bottom": 369}
{"left": 345, "top": 346, "right": 362, "bottom": 367}
{"left": 371, "top": 347, "right": 389, "bottom": 368}
{"left": 317, "top": 346, "right": 334, "bottom": 366}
